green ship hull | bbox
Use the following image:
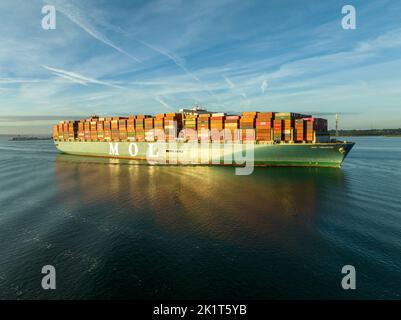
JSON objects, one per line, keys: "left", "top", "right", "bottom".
{"left": 54, "top": 140, "right": 354, "bottom": 168}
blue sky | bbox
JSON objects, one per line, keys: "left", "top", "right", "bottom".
{"left": 1, "top": 0, "right": 401, "bottom": 133}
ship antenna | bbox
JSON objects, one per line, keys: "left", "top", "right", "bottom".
{"left": 335, "top": 113, "right": 339, "bottom": 138}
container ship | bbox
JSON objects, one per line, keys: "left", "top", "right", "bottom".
{"left": 53, "top": 108, "right": 354, "bottom": 168}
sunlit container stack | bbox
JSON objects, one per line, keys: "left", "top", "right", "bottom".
{"left": 154, "top": 114, "right": 165, "bottom": 141}
{"left": 294, "top": 119, "right": 304, "bottom": 142}
{"left": 255, "top": 112, "right": 273, "bottom": 142}
{"left": 53, "top": 111, "right": 329, "bottom": 144}
{"left": 240, "top": 112, "right": 256, "bottom": 142}
{"left": 135, "top": 116, "right": 146, "bottom": 142}
{"left": 210, "top": 113, "right": 225, "bottom": 141}
{"left": 97, "top": 120, "right": 104, "bottom": 141}
{"left": 143, "top": 117, "right": 153, "bottom": 142}
{"left": 224, "top": 115, "right": 240, "bottom": 141}
{"left": 165, "top": 113, "right": 182, "bottom": 141}
{"left": 183, "top": 114, "right": 197, "bottom": 141}
{"left": 127, "top": 116, "right": 135, "bottom": 141}
{"left": 104, "top": 118, "right": 111, "bottom": 141}
{"left": 197, "top": 114, "right": 210, "bottom": 141}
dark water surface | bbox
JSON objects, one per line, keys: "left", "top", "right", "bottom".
{"left": 0, "top": 136, "right": 400, "bottom": 299}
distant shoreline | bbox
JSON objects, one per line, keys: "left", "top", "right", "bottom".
{"left": 9, "top": 136, "right": 52, "bottom": 141}
{"left": 337, "top": 135, "right": 401, "bottom": 137}
{"left": 329, "top": 129, "right": 401, "bottom": 137}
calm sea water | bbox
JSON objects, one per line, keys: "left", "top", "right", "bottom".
{"left": 0, "top": 136, "right": 400, "bottom": 300}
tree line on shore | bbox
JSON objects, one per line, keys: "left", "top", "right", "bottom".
{"left": 329, "top": 129, "right": 401, "bottom": 136}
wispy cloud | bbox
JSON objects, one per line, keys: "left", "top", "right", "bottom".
{"left": 44, "top": 0, "right": 221, "bottom": 100}
{"left": 0, "top": 115, "right": 88, "bottom": 122}
{"left": 137, "top": 39, "right": 185, "bottom": 68}
{"left": 43, "top": 0, "right": 141, "bottom": 62}
{"left": 355, "top": 28, "right": 401, "bottom": 52}
{"left": 0, "top": 78, "right": 44, "bottom": 84}
{"left": 223, "top": 76, "right": 235, "bottom": 88}
{"left": 136, "top": 38, "right": 220, "bottom": 100}
{"left": 42, "top": 65, "right": 124, "bottom": 89}
{"left": 2, "top": 0, "right": 401, "bottom": 131}
{"left": 154, "top": 96, "right": 174, "bottom": 110}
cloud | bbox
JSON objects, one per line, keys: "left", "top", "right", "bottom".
{"left": 1, "top": 0, "right": 401, "bottom": 130}
{"left": 223, "top": 76, "right": 235, "bottom": 88}
{"left": 42, "top": 65, "right": 124, "bottom": 89}
{"left": 0, "top": 78, "right": 44, "bottom": 84}
{"left": 355, "top": 28, "right": 401, "bottom": 52}
{"left": 0, "top": 115, "right": 88, "bottom": 122}
{"left": 44, "top": 0, "right": 219, "bottom": 100}
{"left": 154, "top": 96, "right": 174, "bottom": 110}
{"left": 137, "top": 39, "right": 186, "bottom": 68}
{"left": 43, "top": 0, "right": 141, "bottom": 62}
{"left": 135, "top": 38, "right": 220, "bottom": 100}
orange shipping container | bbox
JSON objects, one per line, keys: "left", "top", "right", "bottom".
{"left": 53, "top": 125, "right": 59, "bottom": 140}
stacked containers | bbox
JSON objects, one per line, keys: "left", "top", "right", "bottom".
{"left": 90, "top": 120, "right": 97, "bottom": 141}
{"left": 154, "top": 114, "right": 165, "bottom": 141}
{"left": 53, "top": 125, "right": 59, "bottom": 141}
{"left": 183, "top": 114, "right": 197, "bottom": 141}
{"left": 283, "top": 119, "right": 292, "bottom": 141}
{"left": 303, "top": 117, "right": 328, "bottom": 142}
{"left": 84, "top": 121, "right": 91, "bottom": 141}
{"left": 53, "top": 111, "right": 328, "bottom": 144}
{"left": 256, "top": 112, "right": 273, "bottom": 142}
{"left": 135, "top": 116, "right": 145, "bottom": 142}
{"left": 224, "top": 115, "right": 239, "bottom": 141}
{"left": 314, "top": 118, "right": 328, "bottom": 133}
{"left": 183, "top": 114, "right": 197, "bottom": 129}
{"left": 69, "top": 121, "right": 78, "bottom": 141}
{"left": 273, "top": 119, "right": 282, "bottom": 142}
{"left": 119, "top": 118, "right": 128, "bottom": 141}
{"left": 294, "top": 119, "right": 305, "bottom": 142}
{"left": 240, "top": 112, "right": 256, "bottom": 142}
{"left": 78, "top": 121, "right": 85, "bottom": 141}
{"left": 210, "top": 114, "right": 225, "bottom": 142}
{"left": 127, "top": 116, "right": 135, "bottom": 141}
{"left": 304, "top": 118, "right": 314, "bottom": 142}
{"left": 197, "top": 114, "right": 210, "bottom": 141}
{"left": 104, "top": 118, "right": 111, "bottom": 141}
{"left": 275, "top": 112, "right": 292, "bottom": 142}
{"left": 58, "top": 122, "right": 64, "bottom": 141}
{"left": 144, "top": 117, "right": 154, "bottom": 141}
{"left": 164, "top": 113, "right": 182, "bottom": 141}
{"left": 63, "top": 122, "right": 69, "bottom": 140}
{"left": 97, "top": 120, "right": 104, "bottom": 141}
{"left": 111, "top": 118, "right": 119, "bottom": 141}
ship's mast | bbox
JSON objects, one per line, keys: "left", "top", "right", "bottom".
{"left": 335, "top": 113, "right": 339, "bottom": 138}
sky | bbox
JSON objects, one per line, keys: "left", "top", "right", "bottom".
{"left": 0, "top": 0, "right": 401, "bottom": 134}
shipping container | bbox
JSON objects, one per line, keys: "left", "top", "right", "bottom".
{"left": 53, "top": 110, "right": 329, "bottom": 144}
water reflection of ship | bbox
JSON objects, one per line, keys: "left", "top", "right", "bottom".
{"left": 55, "top": 153, "right": 347, "bottom": 247}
